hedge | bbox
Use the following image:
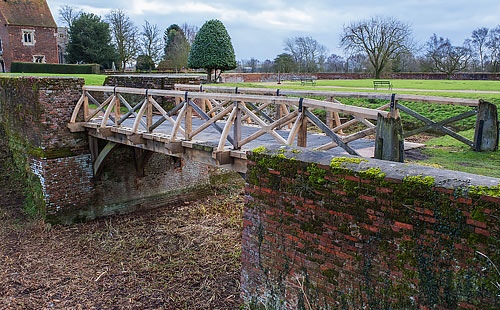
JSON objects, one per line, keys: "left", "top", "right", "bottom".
{"left": 11, "top": 62, "right": 100, "bottom": 74}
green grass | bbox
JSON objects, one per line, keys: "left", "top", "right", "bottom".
{"left": 217, "top": 81, "right": 500, "bottom": 178}
{"left": 287, "top": 78, "right": 500, "bottom": 92}
{"left": 216, "top": 82, "right": 500, "bottom": 131}
{"left": 217, "top": 82, "right": 500, "bottom": 102}
{"left": 0, "top": 73, "right": 107, "bottom": 85}
{"left": 408, "top": 130, "right": 500, "bottom": 178}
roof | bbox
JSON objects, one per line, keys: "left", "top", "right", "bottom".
{"left": 0, "top": 0, "right": 57, "bottom": 28}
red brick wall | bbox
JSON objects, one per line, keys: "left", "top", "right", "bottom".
{"left": 221, "top": 72, "right": 500, "bottom": 83}
{"left": 242, "top": 146, "right": 500, "bottom": 309}
{"left": 0, "top": 22, "right": 59, "bottom": 72}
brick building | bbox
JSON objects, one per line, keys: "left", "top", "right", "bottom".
{"left": 0, "top": 0, "right": 59, "bottom": 72}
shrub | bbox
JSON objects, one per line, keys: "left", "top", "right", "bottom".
{"left": 11, "top": 62, "right": 100, "bottom": 74}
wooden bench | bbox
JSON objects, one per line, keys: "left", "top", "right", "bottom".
{"left": 291, "top": 77, "right": 316, "bottom": 86}
{"left": 373, "top": 80, "right": 392, "bottom": 90}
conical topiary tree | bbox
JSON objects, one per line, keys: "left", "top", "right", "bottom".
{"left": 188, "top": 19, "right": 237, "bottom": 82}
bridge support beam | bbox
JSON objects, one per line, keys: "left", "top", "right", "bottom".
{"left": 134, "top": 148, "right": 154, "bottom": 177}
{"left": 93, "top": 141, "right": 120, "bottom": 176}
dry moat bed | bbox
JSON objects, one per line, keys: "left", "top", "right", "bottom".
{"left": 0, "top": 177, "right": 245, "bottom": 310}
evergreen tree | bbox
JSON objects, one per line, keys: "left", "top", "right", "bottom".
{"left": 188, "top": 19, "right": 237, "bottom": 81}
{"left": 163, "top": 24, "right": 190, "bottom": 70}
{"left": 66, "top": 13, "right": 118, "bottom": 69}
{"left": 273, "top": 53, "right": 297, "bottom": 73}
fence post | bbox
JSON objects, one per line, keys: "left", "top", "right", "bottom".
{"left": 297, "top": 115, "right": 307, "bottom": 148}
{"left": 474, "top": 101, "right": 499, "bottom": 152}
{"left": 374, "top": 94, "right": 404, "bottom": 162}
{"left": 233, "top": 101, "right": 241, "bottom": 149}
{"left": 83, "top": 91, "right": 89, "bottom": 121}
{"left": 146, "top": 95, "right": 153, "bottom": 132}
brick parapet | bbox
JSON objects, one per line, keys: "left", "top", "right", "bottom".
{"left": 242, "top": 145, "right": 500, "bottom": 309}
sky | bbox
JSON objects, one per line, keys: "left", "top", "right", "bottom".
{"left": 46, "top": 0, "right": 500, "bottom": 61}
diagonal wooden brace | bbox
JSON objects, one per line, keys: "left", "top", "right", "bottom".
{"left": 397, "top": 103, "right": 474, "bottom": 147}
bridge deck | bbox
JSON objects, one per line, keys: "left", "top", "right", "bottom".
{"left": 83, "top": 115, "right": 422, "bottom": 173}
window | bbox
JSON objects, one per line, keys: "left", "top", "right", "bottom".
{"left": 33, "top": 55, "right": 46, "bottom": 63}
{"left": 22, "top": 29, "right": 35, "bottom": 46}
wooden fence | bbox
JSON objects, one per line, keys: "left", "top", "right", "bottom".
{"left": 176, "top": 84, "right": 499, "bottom": 155}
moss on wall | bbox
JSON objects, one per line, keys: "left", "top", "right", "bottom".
{"left": 244, "top": 148, "right": 500, "bottom": 309}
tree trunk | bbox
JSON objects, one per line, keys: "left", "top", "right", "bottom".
{"left": 206, "top": 68, "right": 212, "bottom": 82}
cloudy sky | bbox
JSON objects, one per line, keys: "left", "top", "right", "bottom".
{"left": 47, "top": 0, "right": 500, "bottom": 61}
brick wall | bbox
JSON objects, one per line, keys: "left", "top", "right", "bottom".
{"left": 103, "top": 74, "right": 205, "bottom": 110}
{"left": 242, "top": 146, "right": 500, "bottom": 309}
{"left": 221, "top": 72, "right": 500, "bottom": 83}
{"left": 0, "top": 76, "right": 218, "bottom": 223}
{"left": 0, "top": 24, "right": 59, "bottom": 72}
{"left": 104, "top": 74, "right": 204, "bottom": 89}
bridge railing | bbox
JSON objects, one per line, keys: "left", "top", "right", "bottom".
{"left": 175, "top": 84, "right": 497, "bottom": 152}
{"left": 68, "top": 86, "right": 392, "bottom": 156}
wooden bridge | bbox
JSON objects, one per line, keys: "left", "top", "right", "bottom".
{"left": 67, "top": 85, "right": 498, "bottom": 174}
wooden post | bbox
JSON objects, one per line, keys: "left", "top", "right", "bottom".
{"left": 114, "top": 94, "right": 121, "bottom": 124}
{"left": 297, "top": 108, "right": 308, "bottom": 147}
{"left": 326, "top": 111, "right": 333, "bottom": 128}
{"left": 83, "top": 91, "right": 89, "bottom": 121}
{"left": 374, "top": 113, "right": 404, "bottom": 162}
{"left": 202, "top": 98, "right": 207, "bottom": 114}
{"left": 474, "top": 101, "right": 499, "bottom": 152}
{"left": 146, "top": 95, "right": 153, "bottom": 132}
{"left": 333, "top": 112, "right": 342, "bottom": 132}
{"left": 185, "top": 101, "right": 193, "bottom": 140}
{"left": 233, "top": 101, "right": 241, "bottom": 149}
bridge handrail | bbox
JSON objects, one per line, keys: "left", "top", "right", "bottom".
{"left": 82, "top": 85, "right": 387, "bottom": 119}
{"left": 68, "top": 85, "right": 398, "bottom": 158}
{"left": 174, "top": 84, "right": 481, "bottom": 107}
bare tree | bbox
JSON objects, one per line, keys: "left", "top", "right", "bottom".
{"left": 426, "top": 34, "right": 472, "bottom": 78}
{"left": 58, "top": 5, "right": 82, "bottom": 27}
{"left": 140, "top": 21, "right": 162, "bottom": 65}
{"left": 471, "top": 27, "right": 489, "bottom": 71}
{"left": 340, "top": 16, "right": 413, "bottom": 78}
{"left": 106, "top": 10, "right": 140, "bottom": 71}
{"left": 180, "top": 23, "right": 199, "bottom": 45}
{"left": 325, "top": 54, "right": 345, "bottom": 72}
{"left": 487, "top": 26, "right": 500, "bottom": 72}
{"left": 284, "top": 36, "right": 327, "bottom": 72}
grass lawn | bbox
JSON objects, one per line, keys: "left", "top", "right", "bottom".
{"left": 217, "top": 82, "right": 500, "bottom": 131}
{"left": 408, "top": 130, "right": 500, "bottom": 178}
{"left": 216, "top": 81, "right": 500, "bottom": 178}
{"left": 0, "top": 73, "right": 107, "bottom": 86}
{"left": 288, "top": 78, "right": 500, "bottom": 91}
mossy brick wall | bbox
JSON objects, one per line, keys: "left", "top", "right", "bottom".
{"left": 103, "top": 74, "right": 203, "bottom": 89}
{"left": 103, "top": 74, "right": 204, "bottom": 110}
{"left": 0, "top": 76, "right": 215, "bottom": 223}
{"left": 0, "top": 76, "right": 89, "bottom": 217}
{"left": 242, "top": 146, "right": 500, "bottom": 310}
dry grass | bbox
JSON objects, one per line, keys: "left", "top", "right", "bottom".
{"left": 0, "top": 179, "right": 245, "bottom": 310}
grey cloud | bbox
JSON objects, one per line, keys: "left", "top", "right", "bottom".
{"left": 48, "top": 0, "right": 500, "bottom": 60}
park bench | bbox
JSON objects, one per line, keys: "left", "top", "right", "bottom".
{"left": 373, "top": 80, "right": 392, "bottom": 90}
{"left": 291, "top": 76, "right": 316, "bottom": 86}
